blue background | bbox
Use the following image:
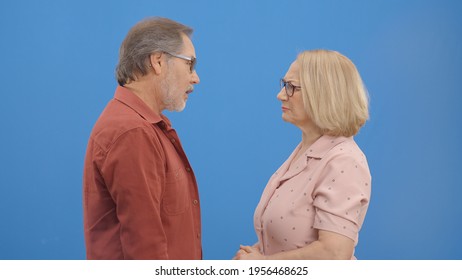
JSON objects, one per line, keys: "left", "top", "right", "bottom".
{"left": 0, "top": 0, "right": 461, "bottom": 260}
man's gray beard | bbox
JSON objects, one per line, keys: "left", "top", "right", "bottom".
{"left": 161, "top": 74, "right": 186, "bottom": 112}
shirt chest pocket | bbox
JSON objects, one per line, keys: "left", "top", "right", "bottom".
{"left": 162, "top": 168, "right": 190, "bottom": 215}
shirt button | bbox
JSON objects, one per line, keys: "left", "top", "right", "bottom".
{"left": 186, "top": 167, "right": 191, "bottom": 172}
{"left": 193, "top": 199, "right": 198, "bottom": 205}
{"left": 170, "top": 138, "right": 176, "bottom": 143}
{"left": 197, "top": 233, "right": 201, "bottom": 239}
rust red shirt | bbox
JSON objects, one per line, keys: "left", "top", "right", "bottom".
{"left": 83, "top": 86, "right": 202, "bottom": 259}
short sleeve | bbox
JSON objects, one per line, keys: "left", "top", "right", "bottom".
{"left": 312, "top": 151, "right": 371, "bottom": 242}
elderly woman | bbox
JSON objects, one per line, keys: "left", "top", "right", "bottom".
{"left": 235, "top": 50, "right": 371, "bottom": 260}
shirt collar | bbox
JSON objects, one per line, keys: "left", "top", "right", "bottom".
{"left": 305, "top": 134, "right": 351, "bottom": 159}
{"left": 113, "top": 86, "right": 171, "bottom": 127}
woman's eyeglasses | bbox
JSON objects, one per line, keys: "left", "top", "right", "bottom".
{"left": 280, "top": 79, "right": 301, "bottom": 97}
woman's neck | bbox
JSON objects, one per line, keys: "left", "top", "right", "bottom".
{"left": 289, "top": 125, "right": 322, "bottom": 168}
{"left": 299, "top": 123, "right": 322, "bottom": 151}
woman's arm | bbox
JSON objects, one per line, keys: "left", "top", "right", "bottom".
{"left": 235, "top": 230, "right": 354, "bottom": 260}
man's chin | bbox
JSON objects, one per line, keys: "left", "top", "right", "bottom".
{"left": 166, "top": 102, "right": 186, "bottom": 112}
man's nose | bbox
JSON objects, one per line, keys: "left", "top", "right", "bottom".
{"left": 191, "top": 71, "right": 200, "bottom": 84}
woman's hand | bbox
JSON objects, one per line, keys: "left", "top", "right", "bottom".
{"left": 233, "top": 245, "right": 267, "bottom": 260}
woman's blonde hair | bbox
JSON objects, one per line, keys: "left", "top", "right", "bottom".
{"left": 297, "top": 50, "right": 369, "bottom": 137}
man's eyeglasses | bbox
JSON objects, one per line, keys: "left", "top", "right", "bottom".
{"left": 164, "top": 51, "right": 196, "bottom": 73}
{"left": 280, "top": 79, "right": 301, "bottom": 97}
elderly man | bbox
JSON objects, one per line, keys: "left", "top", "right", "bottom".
{"left": 83, "top": 17, "right": 201, "bottom": 259}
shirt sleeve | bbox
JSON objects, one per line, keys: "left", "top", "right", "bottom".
{"left": 100, "top": 126, "right": 168, "bottom": 259}
{"left": 312, "top": 152, "right": 371, "bottom": 242}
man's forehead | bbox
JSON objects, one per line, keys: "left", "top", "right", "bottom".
{"left": 180, "top": 34, "right": 195, "bottom": 55}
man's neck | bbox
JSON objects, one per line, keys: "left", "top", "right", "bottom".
{"left": 124, "top": 78, "right": 163, "bottom": 115}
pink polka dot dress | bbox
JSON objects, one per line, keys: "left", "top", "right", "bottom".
{"left": 253, "top": 135, "right": 371, "bottom": 259}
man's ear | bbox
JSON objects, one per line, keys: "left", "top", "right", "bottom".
{"left": 149, "top": 52, "right": 164, "bottom": 75}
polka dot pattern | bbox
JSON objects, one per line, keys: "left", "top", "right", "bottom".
{"left": 253, "top": 135, "right": 371, "bottom": 257}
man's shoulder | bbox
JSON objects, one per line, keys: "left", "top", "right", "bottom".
{"left": 89, "top": 101, "right": 159, "bottom": 152}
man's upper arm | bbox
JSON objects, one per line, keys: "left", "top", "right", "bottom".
{"left": 101, "top": 126, "right": 168, "bottom": 259}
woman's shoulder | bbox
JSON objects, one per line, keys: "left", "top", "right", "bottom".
{"left": 322, "top": 136, "right": 366, "bottom": 159}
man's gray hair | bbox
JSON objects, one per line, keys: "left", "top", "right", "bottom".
{"left": 116, "top": 17, "right": 193, "bottom": 86}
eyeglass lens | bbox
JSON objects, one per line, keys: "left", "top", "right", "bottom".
{"left": 280, "top": 79, "right": 295, "bottom": 96}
